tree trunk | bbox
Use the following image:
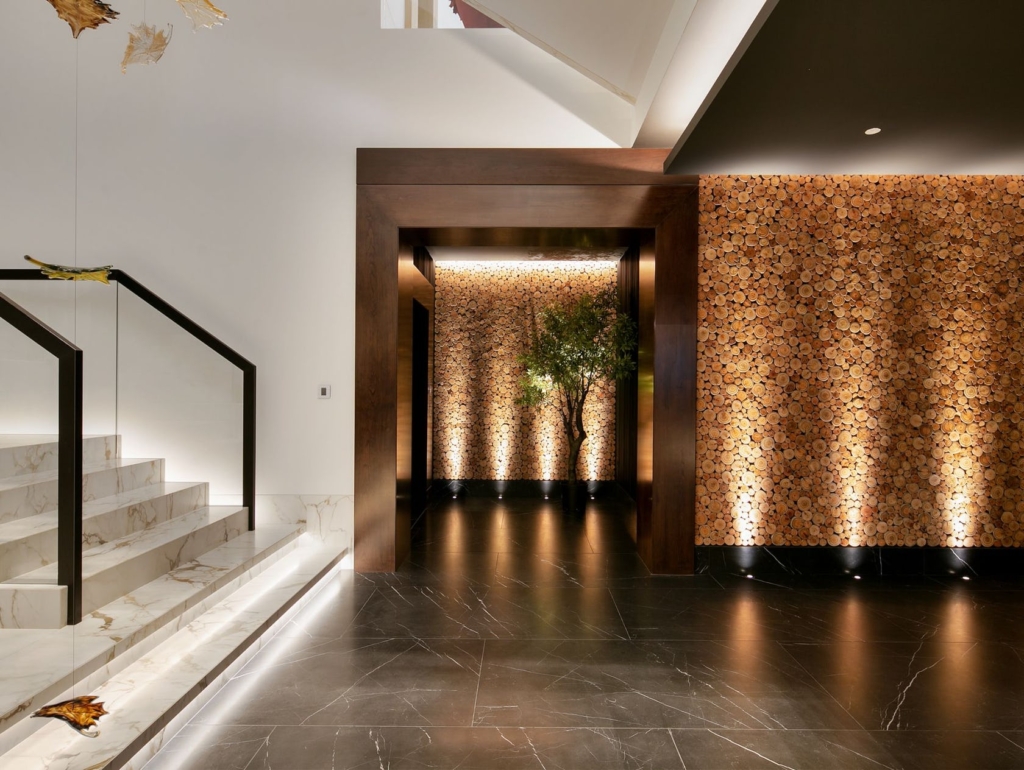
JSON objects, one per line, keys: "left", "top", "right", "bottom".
{"left": 567, "top": 438, "right": 582, "bottom": 487}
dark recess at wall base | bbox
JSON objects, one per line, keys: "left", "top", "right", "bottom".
{"left": 697, "top": 546, "right": 1024, "bottom": 578}
{"left": 434, "top": 479, "right": 631, "bottom": 501}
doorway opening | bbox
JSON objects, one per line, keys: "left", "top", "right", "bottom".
{"left": 355, "top": 149, "right": 698, "bottom": 574}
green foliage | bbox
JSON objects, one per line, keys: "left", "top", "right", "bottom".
{"left": 517, "top": 288, "right": 637, "bottom": 483}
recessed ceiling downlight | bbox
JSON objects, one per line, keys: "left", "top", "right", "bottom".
{"left": 864, "top": 127, "right": 882, "bottom": 135}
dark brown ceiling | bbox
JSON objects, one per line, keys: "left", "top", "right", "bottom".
{"left": 666, "top": 0, "right": 1024, "bottom": 175}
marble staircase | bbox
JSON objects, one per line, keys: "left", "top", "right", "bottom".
{"left": 0, "top": 435, "right": 344, "bottom": 768}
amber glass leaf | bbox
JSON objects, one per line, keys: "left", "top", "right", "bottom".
{"left": 176, "top": 0, "right": 227, "bottom": 30}
{"left": 33, "top": 696, "right": 108, "bottom": 737}
{"left": 44, "top": 0, "right": 119, "bottom": 39}
{"left": 121, "top": 23, "right": 173, "bottom": 74}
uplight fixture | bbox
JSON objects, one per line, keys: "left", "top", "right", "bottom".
{"left": 864, "top": 127, "right": 882, "bottom": 135}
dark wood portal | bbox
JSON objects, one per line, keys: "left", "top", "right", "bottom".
{"left": 355, "top": 149, "right": 698, "bottom": 574}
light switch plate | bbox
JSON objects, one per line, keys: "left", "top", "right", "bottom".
{"left": 318, "top": 385, "right": 331, "bottom": 399}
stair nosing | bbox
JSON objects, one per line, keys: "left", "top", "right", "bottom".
{"left": 5, "top": 505, "right": 247, "bottom": 584}
{"left": 0, "top": 460, "right": 162, "bottom": 496}
{"left": 0, "top": 481, "right": 209, "bottom": 546}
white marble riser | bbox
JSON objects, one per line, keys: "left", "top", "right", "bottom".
{"left": 0, "top": 542, "right": 347, "bottom": 770}
{"left": 0, "top": 459, "right": 166, "bottom": 526}
{"left": 0, "top": 483, "right": 209, "bottom": 584}
{"left": 0, "top": 436, "right": 120, "bottom": 480}
{"left": 0, "top": 526, "right": 304, "bottom": 756}
{"left": 2, "top": 506, "right": 249, "bottom": 627}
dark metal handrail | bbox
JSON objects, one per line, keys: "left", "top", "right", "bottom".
{"left": 0, "top": 267, "right": 257, "bottom": 624}
{"left": 0, "top": 290, "right": 83, "bottom": 625}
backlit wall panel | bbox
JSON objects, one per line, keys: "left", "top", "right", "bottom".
{"left": 433, "top": 262, "right": 618, "bottom": 481}
{"left": 697, "top": 175, "right": 1024, "bottom": 547}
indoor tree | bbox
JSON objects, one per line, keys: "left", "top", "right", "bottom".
{"left": 517, "top": 288, "right": 637, "bottom": 496}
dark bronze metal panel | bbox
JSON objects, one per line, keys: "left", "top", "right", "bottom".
{"left": 358, "top": 148, "right": 697, "bottom": 187}
{"left": 396, "top": 238, "right": 435, "bottom": 568}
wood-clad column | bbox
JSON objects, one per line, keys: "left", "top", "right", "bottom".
{"left": 650, "top": 190, "right": 699, "bottom": 573}
{"left": 354, "top": 189, "right": 400, "bottom": 572}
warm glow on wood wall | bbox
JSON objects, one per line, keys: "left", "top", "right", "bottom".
{"left": 698, "top": 175, "right": 1024, "bottom": 548}
{"left": 433, "top": 262, "right": 617, "bottom": 481}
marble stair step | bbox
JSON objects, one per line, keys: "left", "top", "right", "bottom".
{"left": 0, "top": 538, "right": 345, "bottom": 770}
{"left": 0, "top": 482, "right": 209, "bottom": 583}
{"left": 4, "top": 506, "right": 249, "bottom": 620}
{"left": 0, "top": 525, "right": 306, "bottom": 755}
{"left": 0, "top": 435, "right": 119, "bottom": 479}
{"left": 0, "top": 458, "right": 165, "bottom": 525}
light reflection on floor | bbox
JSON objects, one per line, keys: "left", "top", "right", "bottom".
{"left": 145, "top": 494, "right": 1024, "bottom": 770}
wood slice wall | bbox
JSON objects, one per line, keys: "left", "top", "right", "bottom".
{"left": 433, "top": 262, "right": 618, "bottom": 481}
{"left": 697, "top": 175, "right": 1024, "bottom": 548}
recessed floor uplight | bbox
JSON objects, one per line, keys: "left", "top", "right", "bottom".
{"left": 854, "top": 575, "right": 862, "bottom": 580}
{"left": 864, "top": 127, "right": 882, "bottom": 135}
{"left": 963, "top": 576, "right": 971, "bottom": 581}
{"left": 746, "top": 574, "right": 753, "bottom": 580}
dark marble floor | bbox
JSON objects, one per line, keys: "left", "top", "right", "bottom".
{"left": 146, "top": 496, "right": 1024, "bottom": 770}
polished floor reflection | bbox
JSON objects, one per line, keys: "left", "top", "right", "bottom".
{"left": 146, "top": 496, "right": 1024, "bottom": 769}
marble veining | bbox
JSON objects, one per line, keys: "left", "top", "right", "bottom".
{"left": 0, "top": 436, "right": 119, "bottom": 481}
{"left": 0, "top": 541, "right": 345, "bottom": 770}
{"left": 0, "top": 458, "right": 164, "bottom": 525}
{"left": 0, "top": 526, "right": 303, "bottom": 752}
{"left": 0, "top": 482, "right": 207, "bottom": 583}
{"left": 257, "top": 494, "right": 352, "bottom": 551}
{"left": 139, "top": 495, "right": 1024, "bottom": 770}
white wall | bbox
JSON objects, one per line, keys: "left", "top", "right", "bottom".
{"left": 0, "top": 0, "right": 623, "bottom": 500}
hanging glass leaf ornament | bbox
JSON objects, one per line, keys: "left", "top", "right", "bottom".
{"left": 44, "top": 0, "right": 120, "bottom": 38}
{"left": 176, "top": 0, "right": 227, "bottom": 30}
{"left": 32, "top": 696, "right": 108, "bottom": 737}
{"left": 121, "top": 23, "right": 173, "bottom": 73}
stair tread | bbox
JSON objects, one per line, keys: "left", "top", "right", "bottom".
{"left": 6, "top": 505, "right": 247, "bottom": 583}
{"left": 0, "top": 457, "right": 161, "bottom": 491}
{"left": 0, "top": 434, "right": 113, "bottom": 451}
{"left": 3, "top": 540, "right": 344, "bottom": 770}
{"left": 0, "top": 482, "right": 205, "bottom": 546}
{"left": 0, "top": 526, "right": 306, "bottom": 749}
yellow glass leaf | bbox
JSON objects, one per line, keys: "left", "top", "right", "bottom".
{"left": 44, "top": 0, "right": 119, "bottom": 39}
{"left": 176, "top": 0, "right": 227, "bottom": 30}
{"left": 24, "top": 256, "right": 112, "bottom": 283}
{"left": 121, "top": 23, "right": 173, "bottom": 74}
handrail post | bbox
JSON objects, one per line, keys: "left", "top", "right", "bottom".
{"left": 58, "top": 348, "right": 84, "bottom": 625}
{"left": 2, "top": 267, "right": 257, "bottom": 561}
{"left": 243, "top": 366, "right": 256, "bottom": 529}
{"left": 0, "top": 289, "right": 84, "bottom": 626}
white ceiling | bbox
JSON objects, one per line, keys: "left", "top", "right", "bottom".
{"left": 460, "top": 0, "right": 679, "bottom": 104}
{"left": 460, "top": 0, "right": 774, "bottom": 152}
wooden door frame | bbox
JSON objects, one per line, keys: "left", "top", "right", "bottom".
{"left": 355, "top": 149, "right": 699, "bottom": 574}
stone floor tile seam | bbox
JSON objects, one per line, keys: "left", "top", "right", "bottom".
{"left": 239, "top": 725, "right": 275, "bottom": 770}
{"left": 607, "top": 587, "right": 631, "bottom": 640}
{"left": 775, "top": 640, "right": 870, "bottom": 732}
{"left": 470, "top": 639, "right": 485, "bottom": 727}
